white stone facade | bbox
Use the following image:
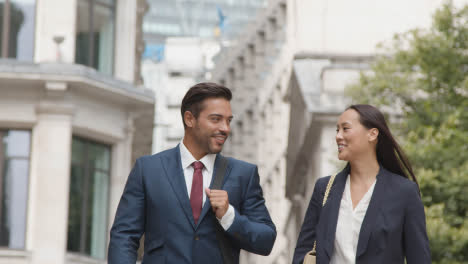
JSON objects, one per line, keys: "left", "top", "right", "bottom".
{"left": 210, "top": 0, "right": 460, "bottom": 263}
{"left": 211, "top": 1, "right": 292, "bottom": 262}
{"left": 0, "top": 1, "right": 153, "bottom": 264}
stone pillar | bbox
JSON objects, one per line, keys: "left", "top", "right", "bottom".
{"left": 34, "top": 0, "right": 77, "bottom": 63}
{"left": 265, "top": 16, "right": 278, "bottom": 58}
{"left": 234, "top": 57, "right": 246, "bottom": 111}
{"left": 134, "top": 0, "right": 149, "bottom": 85}
{"left": 27, "top": 82, "right": 74, "bottom": 264}
{"left": 108, "top": 115, "right": 134, "bottom": 231}
{"left": 275, "top": 2, "right": 287, "bottom": 43}
{"left": 107, "top": 113, "right": 136, "bottom": 258}
{"left": 114, "top": 0, "right": 137, "bottom": 83}
{"left": 254, "top": 30, "right": 266, "bottom": 80}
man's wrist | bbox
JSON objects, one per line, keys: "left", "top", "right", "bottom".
{"left": 217, "top": 204, "right": 235, "bottom": 230}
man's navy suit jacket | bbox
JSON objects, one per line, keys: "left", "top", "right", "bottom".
{"left": 108, "top": 146, "right": 276, "bottom": 264}
{"left": 293, "top": 165, "right": 431, "bottom": 264}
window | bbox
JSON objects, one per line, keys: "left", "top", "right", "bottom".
{"left": 75, "top": 0, "right": 115, "bottom": 75}
{"left": 67, "top": 137, "right": 110, "bottom": 259}
{"left": 0, "top": 130, "right": 30, "bottom": 249}
{"left": 143, "top": 21, "right": 181, "bottom": 35}
{"left": 0, "top": 0, "right": 36, "bottom": 60}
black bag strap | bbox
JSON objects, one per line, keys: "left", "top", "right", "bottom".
{"left": 212, "top": 156, "right": 233, "bottom": 264}
{"left": 212, "top": 156, "right": 229, "bottom": 189}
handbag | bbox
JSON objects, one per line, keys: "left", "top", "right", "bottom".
{"left": 303, "top": 173, "right": 337, "bottom": 264}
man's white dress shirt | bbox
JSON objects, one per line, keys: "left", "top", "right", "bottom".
{"left": 330, "top": 175, "right": 376, "bottom": 264}
{"left": 179, "top": 141, "right": 235, "bottom": 229}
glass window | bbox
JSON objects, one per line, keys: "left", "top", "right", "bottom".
{"left": 0, "top": 130, "right": 31, "bottom": 249}
{"left": 0, "top": 0, "right": 36, "bottom": 60}
{"left": 67, "top": 137, "right": 110, "bottom": 259}
{"left": 75, "top": 0, "right": 115, "bottom": 75}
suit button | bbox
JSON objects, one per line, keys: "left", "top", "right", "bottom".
{"left": 194, "top": 236, "right": 200, "bottom": 240}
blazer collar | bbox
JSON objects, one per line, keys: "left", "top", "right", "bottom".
{"left": 356, "top": 166, "right": 389, "bottom": 258}
{"left": 160, "top": 145, "right": 233, "bottom": 230}
{"left": 161, "top": 145, "right": 195, "bottom": 229}
{"left": 323, "top": 165, "right": 349, "bottom": 258}
{"left": 322, "top": 164, "right": 389, "bottom": 259}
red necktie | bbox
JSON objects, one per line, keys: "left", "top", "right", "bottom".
{"left": 190, "top": 161, "right": 204, "bottom": 225}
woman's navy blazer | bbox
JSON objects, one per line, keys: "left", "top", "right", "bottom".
{"left": 292, "top": 165, "right": 431, "bottom": 264}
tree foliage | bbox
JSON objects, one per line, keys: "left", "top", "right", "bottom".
{"left": 347, "top": 2, "right": 468, "bottom": 263}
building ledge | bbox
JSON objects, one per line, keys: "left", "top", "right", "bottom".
{"left": 0, "top": 59, "right": 154, "bottom": 106}
{"left": 294, "top": 52, "right": 375, "bottom": 62}
{"left": 66, "top": 252, "right": 105, "bottom": 264}
{"left": 0, "top": 248, "right": 31, "bottom": 258}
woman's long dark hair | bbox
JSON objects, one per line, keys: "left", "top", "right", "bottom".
{"left": 347, "top": 104, "right": 419, "bottom": 189}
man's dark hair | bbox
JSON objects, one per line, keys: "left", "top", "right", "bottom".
{"left": 181, "top": 82, "right": 232, "bottom": 128}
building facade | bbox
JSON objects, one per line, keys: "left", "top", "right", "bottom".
{"left": 0, "top": 1, "right": 153, "bottom": 264}
{"left": 211, "top": 1, "right": 291, "bottom": 262}
{"left": 210, "top": 0, "right": 457, "bottom": 263}
{"left": 141, "top": 0, "right": 268, "bottom": 155}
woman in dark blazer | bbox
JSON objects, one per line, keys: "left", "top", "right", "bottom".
{"left": 292, "top": 104, "right": 431, "bottom": 264}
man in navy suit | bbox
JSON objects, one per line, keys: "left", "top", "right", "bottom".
{"left": 108, "top": 82, "right": 276, "bottom": 263}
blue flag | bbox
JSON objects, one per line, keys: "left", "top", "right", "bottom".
{"left": 216, "top": 5, "right": 226, "bottom": 32}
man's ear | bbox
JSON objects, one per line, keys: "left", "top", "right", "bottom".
{"left": 184, "top": 111, "right": 195, "bottom": 128}
{"left": 368, "top": 128, "right": 379, "bottom": 142}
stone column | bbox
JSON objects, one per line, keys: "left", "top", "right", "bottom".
{"left": 34, "top": 0, "right": 77, "bottom": 63}
{"left": 114, "top": 0, "right": 137, "bottom": 83}
{"left": 254, "top": 30, "right": 266, "bottom": 80}
{"left": 108, "top": 115, "right": 134, "bottom": 231}
{"left": 27, "top": 82, "right": 74, "bottom": 264}
{"left": 107, "top": 113, "right": 135, "bottom": 258}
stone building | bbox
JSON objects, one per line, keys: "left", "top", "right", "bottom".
{"left": 211, "top": 1, "right": 291, "bottom": 262}
{"left": 0, "top": 1, "right": 153, "bottom": 264}
{"left": 210, "top": 0, "right": 453, "bottom": 263}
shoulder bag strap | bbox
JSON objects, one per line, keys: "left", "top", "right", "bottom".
{"left": 311, "top": 173, "right": 337, "bottom": 253}
{"left": 211, "top": 156, "right": 233, "bottom": 264}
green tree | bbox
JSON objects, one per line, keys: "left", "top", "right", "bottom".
{"left": 347, "top": 2, "right": 468, "bottom": 263}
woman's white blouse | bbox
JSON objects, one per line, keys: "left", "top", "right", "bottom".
{"left": 330, "top": 175, "right": 377, "bottom": 264}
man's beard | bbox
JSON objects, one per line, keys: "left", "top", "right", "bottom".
{"left": 207, "top": 133, "right": 228, "bottom": 154}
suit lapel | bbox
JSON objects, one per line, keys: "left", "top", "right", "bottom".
{"left": 196, "top": 154, "right": 233, "bottom": 229}
{"left": 323, "top": 168, "right": 348, "bottom": 258}
{"left": 161, "top": 145, "right": 196, "bottom": 229}
{"left": 356, "top": 167, "right": 387, "bottom": 258}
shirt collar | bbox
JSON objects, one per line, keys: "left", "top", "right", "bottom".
{"left": 179, "top": 140, "right": 216, "bottom": 173}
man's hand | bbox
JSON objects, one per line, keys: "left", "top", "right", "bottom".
{"left": 205, "top": 188, "right": 229, "bottom": 219}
